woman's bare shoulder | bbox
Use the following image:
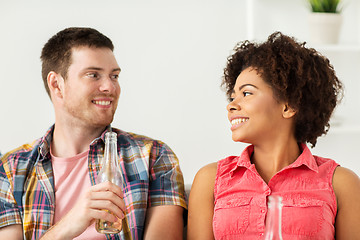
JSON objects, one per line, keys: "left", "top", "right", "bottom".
{"left": 190, "top": 162, "right": 218, "bottom": 194}
{"left": 333, "top": 166, "right": 360, "bottom": 187}
{"left": 194, "top": 162, "right": 218, "bottom": 183}
{"left": 333, "top": 166, "right": 360, "bottom": 195}
{"left": 197, "top": 162, "right": 218, "bottom": 174}
{"left": 333, "top": 167, "right": 360, "bottom": 238}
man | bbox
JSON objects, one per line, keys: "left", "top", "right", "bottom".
{"left": 0, "top": 27, "right": 187, "bottom": 240}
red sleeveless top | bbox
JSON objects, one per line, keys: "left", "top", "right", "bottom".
{"left": 213, "top": 144, "right": 338, "bottom": 240}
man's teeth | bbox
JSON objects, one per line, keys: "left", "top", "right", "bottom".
{"left": 231, "top": 118, "right": 248, "bottom": 125}
{"left": 94, "top": 100, "right": 111, "bottom": 106}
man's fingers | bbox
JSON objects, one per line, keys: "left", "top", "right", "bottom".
{"left": 92, "top": 181, "right": 123, "bottom": 198}
{"left": 77, "top": 182, "right": 126, "bottom": 222}
{"left": 90, "top": 191, "right": 126, "bottom": 212}
{"left": 89, "top": 198, "right": 125, "bottom": 220}
{"left": 92, "top": 209, "right": 121, "bottom": 223}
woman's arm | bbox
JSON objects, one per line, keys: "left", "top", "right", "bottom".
{"left": 187, "top": 162, "right": 217, "bottom": 240}
{"left": 0, "top": 225, "right": 23, "bottom": 240}
{"left": 333, "top": 166, "right": 360, "bottom": 239}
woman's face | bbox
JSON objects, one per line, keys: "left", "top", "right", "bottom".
{"left": 227, "top": 67, "right": 289, "bottom": 144}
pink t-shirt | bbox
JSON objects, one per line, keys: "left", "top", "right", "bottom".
{"left": 51, "top": 150, "right": 106, "bottom": 240}
{"left": 213, "top": 144, "right": 338, "bottom": 240}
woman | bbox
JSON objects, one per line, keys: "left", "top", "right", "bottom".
{"left": 187, "top": 32, "right": 360, "bottom": 239}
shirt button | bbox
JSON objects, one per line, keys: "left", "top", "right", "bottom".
{"left": 261, "top": 209, "right": 265, "bottom": 213}
{"left": 259, "top": 233, "right": 264, "bottom": 236}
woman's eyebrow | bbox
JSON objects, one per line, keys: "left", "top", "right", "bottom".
{"left": 239, "top": 83, "right": 258, "bottom": 91}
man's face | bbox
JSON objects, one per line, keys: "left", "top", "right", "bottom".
{"left": 61, "top": 46, "right": 121, "bottom": 128}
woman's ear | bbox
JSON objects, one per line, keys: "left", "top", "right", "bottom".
{"left": 47, "top": 71, "right": 64, "bottom": 99}
{"left": 283, "top": 104, "right": 297, "bottom": 119}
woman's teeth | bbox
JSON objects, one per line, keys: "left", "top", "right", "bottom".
{"left": 231, "top": 118, "right": 248, "bottom": 125}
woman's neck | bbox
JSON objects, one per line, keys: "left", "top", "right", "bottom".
{"left": 251, "top": 138, "right": 301, "bottom": 184}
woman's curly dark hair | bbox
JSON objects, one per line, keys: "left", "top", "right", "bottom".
{"left": 222, "top": 32, "right": 343, "bottom": 147}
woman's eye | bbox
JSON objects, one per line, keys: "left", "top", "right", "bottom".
{"left": 228, "top": 97, "right": 235, "bottom": 102}
{"left": 243, "top": 91, "right": 252, "bottom": 97}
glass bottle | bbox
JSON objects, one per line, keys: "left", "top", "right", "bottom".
{"left": 95, "top": 132, "right": 123, "bottom": 234}
{"left": 263, "top": 195, "right": 283, "bottom": 240}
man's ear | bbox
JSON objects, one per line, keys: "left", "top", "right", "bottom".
{"left": 283, "top": 104, "right": 297, "bottom": 119}
{"left": 47, "top": 71, "right": 64, "bottom": 99}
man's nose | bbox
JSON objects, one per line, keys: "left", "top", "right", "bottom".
{"left": 99, "top": 77, "right": 117, "bottom": 93}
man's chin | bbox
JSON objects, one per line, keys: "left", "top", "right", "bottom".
{"left": 97, "top": 121, "right": 113, "bottom": 128}
{"left": 91, "top": 118, "right": 113, "bottom": 128}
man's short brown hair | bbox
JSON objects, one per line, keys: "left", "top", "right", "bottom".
{"left": 40, "top": 27, "right": 114, "bottom": 97}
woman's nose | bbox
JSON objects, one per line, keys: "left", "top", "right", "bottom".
{"left": 227, "top": 99, "right": 240, "bottom": 112}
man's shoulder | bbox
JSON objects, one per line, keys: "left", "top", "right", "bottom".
{"left": 112, "top": 128, "right": 177, "bottom": 161}
{"left": 114, "top": 128, "right": 166, "bottom": 148}
{"left": 1, "top": 139, "right": 41, "bottom": 164}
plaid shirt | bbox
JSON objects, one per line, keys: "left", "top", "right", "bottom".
{"left": 0, "top": 125, "right": 187, "bottom": 240}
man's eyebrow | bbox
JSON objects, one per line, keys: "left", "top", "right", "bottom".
{"left": 83, "top": 67, "right": 102, "bottom": 71}
{"left": 83, "top": 67, "right": 121, "bottom": 72}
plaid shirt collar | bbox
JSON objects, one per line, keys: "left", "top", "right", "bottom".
{"left": 37, "top": 124, "right": 113, "bottom": 161}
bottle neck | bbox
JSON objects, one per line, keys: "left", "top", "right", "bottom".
{"left": 104, "top": 139, "right": 117, "bottom": 162}
{"left": 102, "top": 132, "right": 118, "bottom": 179}
{"left": 264, "top": 195, "right": 283, "bottom": 240}
{"left": 97, "top": 131, "right": 123, "bottom": 188}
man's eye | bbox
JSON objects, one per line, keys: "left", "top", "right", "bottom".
{"left": 87, "top": 73, "right": 99, "bottom": 79}
{"left": 228, "top": 97, "right": 234, "bottom": 102}
{"left": 111, "top": 74, "right": 119, "bottom": 80}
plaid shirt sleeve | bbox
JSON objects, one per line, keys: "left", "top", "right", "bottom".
{"left": 91, "top": 129, "right": 188, "bottom": 239}
{"left": 148, "top": 140, "right": 187, "bottom": 208}
{"left": 0, "top": 153, "right": 23, "bottom": 227}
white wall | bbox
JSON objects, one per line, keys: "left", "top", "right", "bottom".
{"left": 1, "top": 0, "right": 359, "bottom": 185}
